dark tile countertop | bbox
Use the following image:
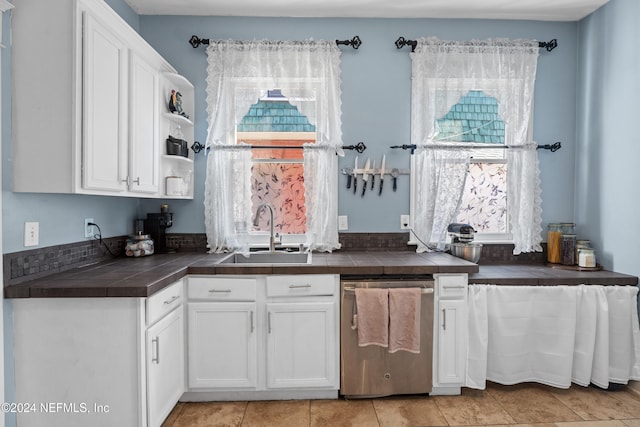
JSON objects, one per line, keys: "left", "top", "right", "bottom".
{"left": 4, "top": 251, "right": 637, "bottom": 298}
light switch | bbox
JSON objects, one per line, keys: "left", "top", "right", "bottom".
{"left": 24, "top": 222, "right": 39, "bottom": 247}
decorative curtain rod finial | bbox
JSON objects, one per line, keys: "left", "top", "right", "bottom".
{"left": 342, "top": 142, "right": 367, "bottom": 153}
{"left": 539, "top": 39, "right": 558, "bottom": 52}
{"left": 336, "top": 35, "right": 362, "bottom": 49}
{"left": 395, "top": 36, "right": 417, "bottom": 52}
{"left": 537, "top": 141, "right": 561, "bottom": 152}
{"left": 189, "top": 35, "right": 209, "bottom": 48}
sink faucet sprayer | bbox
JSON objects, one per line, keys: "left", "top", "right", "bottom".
{"left": 252, "top": 202, "right": 276, "bottom": 252}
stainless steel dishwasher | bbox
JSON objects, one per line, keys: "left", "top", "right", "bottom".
{"left": 340, "top": 277, "right": 434, "bottom": 398}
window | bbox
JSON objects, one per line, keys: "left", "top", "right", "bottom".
{"left": 204, "top": 40, "right": 343, "bottom": 253}
{"left": 237, "top": 89, "right": 316, "bottom": 237}
{"left": 409, "top": 38, "right": 542, "bottom": 253}
{"left": 434, "top": 90, "right": 510, "bottom": 240}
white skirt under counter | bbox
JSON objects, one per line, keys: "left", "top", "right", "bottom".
{"left": 466, "top": 284, "right": 640, "bottom": 389}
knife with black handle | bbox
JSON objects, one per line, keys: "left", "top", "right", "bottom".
{"left": 343, "top": 169, "right": 352, "bottom": 189}
{"left": 353, "top": 157, "right": 358, "bottom": 194}
{"left": 370, "top": 160, "right": 376, "bottom": 190}
{"left": 378, "top": 155, "right": 386, "bottom": 196}
{"left": 361, "top": 158, "right": 370, "bottom": 197}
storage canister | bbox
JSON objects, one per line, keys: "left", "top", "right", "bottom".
{"left": 561, "top": 233, "right": 576, "bottom": 265}
{"left": 125, "top": 233, "right": 154, "bottom": 257}
{"left": 547, "top": 223, "right": 563, "bottom": 263}
{"left": 575, "top": 240, "right": 591, "bottom": 262}
{"left": 578, "top": 248, "right": 596, "bottom": 268}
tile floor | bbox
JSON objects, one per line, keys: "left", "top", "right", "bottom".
{"left": 162, "top": 381, "right": 640, "bottom": 427}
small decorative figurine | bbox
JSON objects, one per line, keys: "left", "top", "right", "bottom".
{"left": 169, "top": 89, "right": 189, "bottom": 119}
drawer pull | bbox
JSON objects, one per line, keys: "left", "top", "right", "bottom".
{"left": 163, "top": 295, "right": 180, "bottom": 305}
{"left": 209, "top": 289, "right": 232, "bottom": 293}
{"left": 443, "top": 285, "right": 466, "bottom": 289}
{"left": 289, "top": 284, "right": 312, "bottom": 289}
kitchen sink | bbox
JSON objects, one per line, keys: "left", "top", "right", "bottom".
{"left": 221, "top": 251, "right": 312, "bottom": 265}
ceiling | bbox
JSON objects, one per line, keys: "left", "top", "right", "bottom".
{"left": 123, "top": 0, "right": 609, "bottom": 21}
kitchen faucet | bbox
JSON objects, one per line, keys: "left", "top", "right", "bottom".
{"left": 252, "top": 202, "right": 276, "bottom": 253}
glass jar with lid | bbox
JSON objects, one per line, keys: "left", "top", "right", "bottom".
{"left": 561, "top": 233, "right": 576, "bottom": 265}
{"left": 578, "top": 247, "right": 597, "bottom": 268}
{"left": 575, "top": 240, "right": 591, "bottom": 262}
{"left": 125, "top": 233, "right": 154, "bottom": 257}
{"left": 547, "top": 223, "right": 563, "bottom": 263}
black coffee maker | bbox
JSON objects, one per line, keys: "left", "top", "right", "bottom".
{"left": 144, "top": 204, "right": 174, "bottom": 253}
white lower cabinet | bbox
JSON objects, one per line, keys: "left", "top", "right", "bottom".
{"left": 437, "top": 299, "right": 466, "bottom": 384}
{"left": 187, "top": 302, "right": 258, "bottom": 389}
{"left": 266, "top": 302, "right": 336, "bottom": 389}
{"left": 147, "top": 307, "right": 184, "bottom": 427}
{"left": 185, "top": 274, "right": 339, "bottom": 400}
{"left": 12, "top": 279, "right": 185, "bottom": 427}
{"left": 432, "top": 273, "right": 468, "bottom": 395}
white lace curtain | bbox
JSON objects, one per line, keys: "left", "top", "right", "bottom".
{"left": 411, "top": 37, "right": 543, "bottom": 254}
{"left": 204, "top": 39, "right": 343, "bottom": 253}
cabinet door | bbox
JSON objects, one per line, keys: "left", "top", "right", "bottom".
{"left": 266, "top": 302, "right": 336, "bottom": 389}
{"left": 437, "top": 299, "right": 466, "bottom": 384}
{"left": 187, "top": 302, "right": 258, "bottom": 389}
{"left": 82, "top": 11, "right": 128, "bottom": 192}
{"left": 147, "top": 307, "right": 184, "bottom": 427}
{"left": 129, "top": 51, "right": 159, "bottom": 194}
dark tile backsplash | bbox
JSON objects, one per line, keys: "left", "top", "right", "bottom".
{"left": 4, "top": 236, "right": 127, "bottom": 286}
{"left": 4, "top": 232, "right": 546, "bottom": 285}
{"left": 338, "top": 233, "right": 415, "bottom": 251}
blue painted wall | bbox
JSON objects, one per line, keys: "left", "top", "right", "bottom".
{"left": 137, "top": 16, "right": 578, "bottom": 238}
{"left": 576, "top": 0, "right": 640, "bottom": 277}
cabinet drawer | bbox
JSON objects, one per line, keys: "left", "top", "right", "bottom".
{"left": 266, "top": 275, "right": 335, "bottom": 297}
{"left": 436, "top": 274, "right": 467, "bottom": 298}
{"left": 147, "top": 280, "right": 184, "bottom": 326}
{"left": 188, "top": 277, "right": 257, "bottom": 301}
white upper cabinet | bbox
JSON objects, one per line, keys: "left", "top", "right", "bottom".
{"left": 82, "top": 11, "right": 129, "bottom": 192}
{"left": 129, "top": 52, "right": 160, "bottom": 194}
{"left": 12, "top": 0, "right": 193, "bottom": 199}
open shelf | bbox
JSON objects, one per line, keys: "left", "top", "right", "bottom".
{"left": 163, "top": 112, "right": 194, "bottom": 127}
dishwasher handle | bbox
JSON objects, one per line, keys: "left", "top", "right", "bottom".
{"left": 343, "top": 286, "right": 433, "bottom": 294}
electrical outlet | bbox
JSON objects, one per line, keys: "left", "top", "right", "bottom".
{"left": 338, "top": 215, "right": 348, "bottom": 231}
{"left": 24, "top": 222, "right": 39, "bottom": 247}
{"left": 84, "top": 218, "right": 95, "bottom": 239}
{"left": 400, "top": 215, "right": 410, "bottom": 230}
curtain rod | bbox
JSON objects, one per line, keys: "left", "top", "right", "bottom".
{"left": 394, "top": 37, "right": 558, "bottom": 53}
{"left": 390, "top": 142, "right": 561, "bottom": 154}
{"left": 195, "top": 141, "right": 367, "bottom": 154}
{"left": 188, "top": 35, "right": 362, "bottom": 49}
